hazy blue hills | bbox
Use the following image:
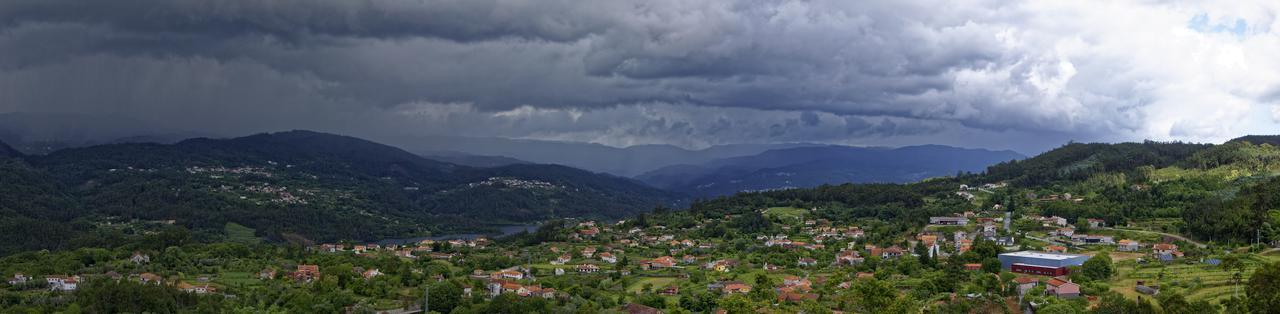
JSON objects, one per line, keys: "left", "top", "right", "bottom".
{"left": 638, "top": 145, "right": 1025, "bottom": 197}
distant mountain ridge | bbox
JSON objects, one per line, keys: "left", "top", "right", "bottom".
{"left": 420, "top": 151, "right": 532, "bottom": 168}
{"left": 0, "top": 130, "right": 679, "bottom": 254}
{"left": 638, "top": 145, "right": 1025, "bottom": 197}
{"left": 0, "top": 140, "right": 19, "bottom": 158}
{"left": 382, "top": 135, "right": 820, "bottom": 177}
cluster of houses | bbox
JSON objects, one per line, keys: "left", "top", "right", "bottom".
{"left": 313, "top": 238, "right": 487, "bottom": 260}
{"left": 1012, "top": 276, "right": 1082, "bottom": 299}
{"left": 5, "top": 270, "right": 229, "bottom": 295}
{"left": 1028, "top": 192, "right": 1085, "bottom": 203}
{"left": 761, "top": 235, "right": 825, "bottom": 250}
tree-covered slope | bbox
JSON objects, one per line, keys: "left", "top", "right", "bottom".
{"left": 686, "top": 136, "right": 1280, "bottom": 244}
{"left": 0, "top": 131, "right": 679, "bottom": 254}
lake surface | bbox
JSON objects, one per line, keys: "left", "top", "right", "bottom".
{"left": 375, "top": 224, "right": 538, "bottom": 245}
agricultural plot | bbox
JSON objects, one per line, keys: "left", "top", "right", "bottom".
{"left": 1110, "top": 254, "right": 1274, "bottom": 303}
{"left": 764, "top": 207, "right": 808, "bottom": 221}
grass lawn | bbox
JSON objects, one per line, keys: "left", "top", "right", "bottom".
{"left": 225, "top": 222, "right": 262, "bottom": 244}
{"left": 764, "top": 207, "right": 808, "bottom": 221}
{"left": 215, "top": 271, "right": 263, "bottom": 288}
{"left": 626, "top": 277, "right": 678, "bottom": 293}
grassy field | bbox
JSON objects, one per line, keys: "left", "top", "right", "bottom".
{"left": 764, "top": 207, "right": 808, "bottom": 221}
{"left": 214, "top": 271, "right": 262, "bottom": 288}
{"left": 224, "top": 222, "right": 262, "bottom": 244}
{"left": 1108, "top": 253, "right": 1277, "bottom": 303}
{"left": 626, "top": 277, "right": 678, "bottom": 293}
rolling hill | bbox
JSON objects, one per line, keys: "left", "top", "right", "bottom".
{"left": 637, "top": 145, "right": 1025, "bottom": 198}
{"left": 0, "top": 131, "right": 680, "bottom": 254}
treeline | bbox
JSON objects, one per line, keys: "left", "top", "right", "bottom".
{"left": 984, "top": 141, "right": 1209, "bottom": 186}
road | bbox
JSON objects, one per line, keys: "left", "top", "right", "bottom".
{"left": 1024, "top": 234, "right": 1068, "bottom": 246}
{"left": 1103, "top": 227, "right": 1207, "bottom": 249}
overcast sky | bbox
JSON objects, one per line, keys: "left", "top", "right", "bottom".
{"left": 1, "top": 0, "right": 1277, "bottom": 154}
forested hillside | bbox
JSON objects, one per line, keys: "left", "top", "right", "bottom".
{"left": 689, "top": 136, "right": 1280, "bottom": 244}
{"left": 0, "top": 131, "right": 679, "bottom": 255}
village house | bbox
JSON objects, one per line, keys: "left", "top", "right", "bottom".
{"left": 706, "top": 259, "right": 738, "bottom": 272}
{"left": 870, "top": 246, "right": 905, "bottom": 259}
{"left": 178, "top": 282, "right": 217, "bottom": 294}
{"left": 7, "top": 273, "right": 29, "bottom": 285}
{"left": 1045, "top": 277, "right": 1081, "bottom": 299}
{"left": 798, "top": 257, "right": 818, "bottom": 267}
{"left": 1152, "top": 243, "right": 1184, "bottom": 262}
{"left": 1152, "top": 243, "right": 1179, "bottom": 255}
{"left": 1043, "top": 216, "right": 1069, "bottom": 226}
{"left": 641, "top": 256, "right": 676, "bottom": 270}
{"left": 551, "top": 254, "right": 571, "bottom": 265}
{"left": 259, "top": 268, "right": 277, "bottom": 280}
{"left": 659, "top": 285, "right": 679, "bottom": 296}
{"left": 599, "top": 252, "right": 618, "bottom": 264}
{"left": 581, "top": 247, "right": 597, "bottom": 258}
{"left": 956, "top": 239, "right": 973, "bottom": 253}
{"left": 362, "top": 269, "right": 382, "bottom": 279}
{"left": 492, "top": 270, "right": 524, "bottom": 280}
{"left": 722, "top": 281, "right": 752, "bottom": 294}
{"left": 131, "top": 251, "right": 150, "bottom": 265}
{"left": 1053, "top": 227, "right": 1075, "bottom": 238}
{"left": 319, "top": 243, "right": 342, "bottom": 253}
{"left": 293, "top": 265, "right": 320, "bottom": 282}
{"left": 488, "top": 280, "right": 521, "bottom": 297}
{"left": 1118, "top": 240, "right": 1141, "bottom": 252}
{"left": 45, "top": 275, "right": 79, "bottom": 291}
{"left": 1014, "top": 277, "right": 1039, "bottom": 296}
{"left": 836, "top": 250, "right": 865, "bottom": 265}
{"left": 1045, "top": 245, "right": 1068, "bottom": 253}
{"left": 577, "top": 264, "right": 599, "bottom": 273}
{"left": 139, "top": 273, "right": 163, "bottom": 285}
{"left": 1086, "top": 218, "right": 1106, "bottom": 228}
{"left": 764, "top": 237, "right": 793, "bottom": 247}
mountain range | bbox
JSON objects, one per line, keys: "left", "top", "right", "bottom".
{"left": 0, "top": 131, "right": 679, "bottom": 254}
{"left": 381, "top": 135, "right": 820, "bottom": 177}
{"left": 637, "top": 145, "right": 1025, "bottom": 198}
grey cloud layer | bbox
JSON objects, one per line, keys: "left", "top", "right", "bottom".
{"left": 0, "top": 0, "right": 1275, "bottom": 152}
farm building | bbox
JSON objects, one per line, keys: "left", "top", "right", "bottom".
{"left": 998, "top": 251, "right": 1089, "bottom": 276}
{"left": 929, "top": 217, "right": 969, "bottom": 226}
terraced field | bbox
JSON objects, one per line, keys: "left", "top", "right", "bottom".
{"left": 1110, "top": 254, "right": 1277, "bottom": 303}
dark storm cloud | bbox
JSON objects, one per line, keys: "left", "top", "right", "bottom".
{"left": 0, "top": 0, "right": 611, "bottom": 43}
{"left": 0, "top": 0, "right": 1274, "bottom": 152}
